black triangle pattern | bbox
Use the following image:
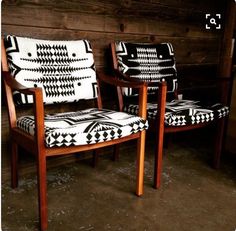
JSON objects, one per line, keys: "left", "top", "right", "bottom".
{"left": 4, "top": 36, "right": 97, "bottom": 105}
{"left": 16, "top": 108, "right": 149, "bottom": 147}
{"left": 21, "top": 43, "right": 92, "bottom": 98}
{"left": 115, "top": 41, "right": 178, "bottom": 96}
{"left": 124, "top": 100, "right": 229, "bottom": 126}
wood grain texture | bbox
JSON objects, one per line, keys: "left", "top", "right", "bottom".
{"left": 2, "top": 25, "right": 221, "bottom": 67}
{"left": 1, "top": 0, "right": 226, "bottom": 174}
{"left": 2, "top": 1, "right": 223, "bottom": 38}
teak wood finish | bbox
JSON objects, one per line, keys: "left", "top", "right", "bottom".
{"left": 111, "top": 42, "right": 229, "bottom": 189}
{"left": 1, "top": 40, "right": 148, "bottom": 231}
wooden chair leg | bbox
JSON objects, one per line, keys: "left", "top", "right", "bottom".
{"left": 136, "top": 131, "right": 146, "bottom": 196}
{"left": 92, "top": 149, "right": 99, "bottom": 167}
{"left": 112, "top": 144, "right": 120, "bottom": 161}
{"left": 154, "top": 130, "right": 164, "bottom": 189}
{"left": 154, "top": 82, "right": 166, "bottom": 189}
{"left": 11, "top": 141, "right": 18, "bottom": 189}
{"left": 213, "top": 118, "right": 226, "bottom": 169}
{"left": 37, "top": 151, "right": 48, "bottom": 231}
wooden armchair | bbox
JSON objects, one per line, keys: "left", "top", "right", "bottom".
{"left": 1, "top": 35, "right": 149, "bottom": 231}
{"left": 111, "top": 41, "right": 230, "bottom": 189}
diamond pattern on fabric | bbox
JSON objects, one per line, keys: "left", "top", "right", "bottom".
{"left": 124, "top": 100, "right": 229, "bottom": 126}
{"left": 115, "top": 41, "right": 178, "bottom": 96}
{"left": 16, "top": 108, "right": 148, "bottom": 147}
{"left": 4, "top": 35, "right": 97, "bottom": 105}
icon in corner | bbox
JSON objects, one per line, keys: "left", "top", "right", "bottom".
{"left": 205, "top": 14, "right": 221, "bottom": 30}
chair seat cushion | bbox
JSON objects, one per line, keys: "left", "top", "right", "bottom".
{"left": 124, "top": 100, "right": 229, "bottom": 126}
{"left": 17, "top": 108, "right": 148, "bottom": 147}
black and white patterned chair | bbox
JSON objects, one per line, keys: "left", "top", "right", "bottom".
{"left": 111, "top": 41, "right": 230, "bottom": 189}
{"left": 2, "top": 35, "right": 149, "bottom": 231}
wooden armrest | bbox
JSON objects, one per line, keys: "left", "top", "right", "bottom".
{"left": 97, "top": 70, "right": 167, "bottom": 120}
{"left": 114, "top": 70, "right": 142, "bottom": 82}
{"left": 3, "top": 71, "right": 39, "bottom": 95}
{"left": 96, "top": 70, "right": 148, "bottom": 89}
{"left": 97, "top": 70, "right": 149, "bottom": 119}
{"left": 3, "top": 71, "right": 45, "bottom": 139}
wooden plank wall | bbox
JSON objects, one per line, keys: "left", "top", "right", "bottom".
{"left": 1, "top": 0, "right": 227, "bottom": 179}
{"left": 2, "top": 0, "right": 226, "bottom": 67}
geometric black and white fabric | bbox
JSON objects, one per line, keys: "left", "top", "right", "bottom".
{"left": 124, "top": 100, "right": 229, "bottom": 126}
{"left": 16, "top": 108, "right": 149, "bottom": 147}
{"left": 115, "top": 41, "right": 178, "bottom": 96}
{"left": 4, "top": 35, "right": 97, "bottom": 104}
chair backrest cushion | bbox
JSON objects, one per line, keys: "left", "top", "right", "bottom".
{"left": 4, "top": 35, "right": 98, "bottom": 104}
{"left": 114, "top": 41, "right": 178, "bottom": 96}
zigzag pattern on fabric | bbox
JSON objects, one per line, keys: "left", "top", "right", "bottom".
{"left": 16, "top": 108, "right": 149, "bottom": 147}
{"left": 124, "top": 100, "right": 229, "bottom": 126}
{"left": 115, "top": 41, "right": 178, "bottom": 96}
{"left": 4, "top": 35, "right": 97, "bottom": 104}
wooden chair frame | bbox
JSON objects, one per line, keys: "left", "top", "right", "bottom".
{"left": 111, "top": 42, "right": 228, "bottom": 189}
{"left": 1, "top": 39, "right": 148, "bottom": 231}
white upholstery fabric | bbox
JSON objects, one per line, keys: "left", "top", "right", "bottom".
{"left": 115, "top": 41, "right": 178, "bottom": 95}
{"left": 124, "top": 100, "right": 229, "bottom": 126}
{"left": 5, "top": 35, "right": 97, "bottom": 104}
{"left": 17, "top": 108, "right": 149, "bottom": 147}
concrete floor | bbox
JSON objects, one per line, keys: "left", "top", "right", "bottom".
{"left": 2, "top": 131, "right": 236, "bottom": 231}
